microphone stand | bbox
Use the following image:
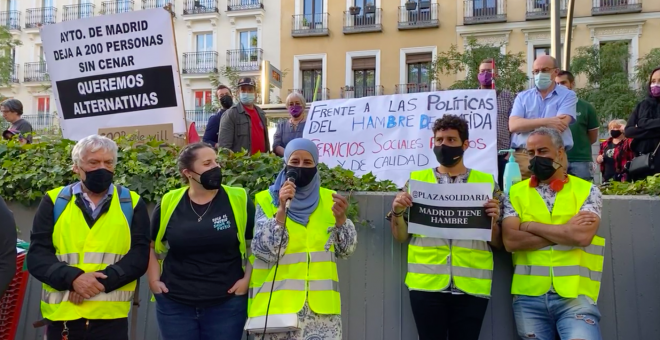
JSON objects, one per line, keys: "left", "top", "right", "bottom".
{"left": 261, "top": 180, "right": 294, "bottom": 339}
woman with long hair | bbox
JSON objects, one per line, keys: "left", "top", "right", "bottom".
{"left": 625, "top": 66, "right": 660, "bottom": 180}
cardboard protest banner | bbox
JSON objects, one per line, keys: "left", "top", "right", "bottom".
{"left": 40, "top": 8, "right": 186, "bottom": 141}
{"left": 408, "top": 180, "right": 492, "bottom": 241}
{"left": 303, "top": 90, "right": 498, "bottom": 187}
{"left": 98, "top": 123, "right": 174, "bottom": 143}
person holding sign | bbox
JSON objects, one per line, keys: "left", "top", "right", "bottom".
{"left": 149, "top": 143, "right": 254, "bottom": 340}
{"left": 501, "top": 127, "right": 604, "bottom": 340}
{"left": 247, "top": 138, "right": 357, "bottom": 340}
{"left": 388, "top": 115, "right": 503, "bottom": 340}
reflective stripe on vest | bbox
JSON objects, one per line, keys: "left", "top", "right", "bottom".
{"left": 42, "top": 186, "right": 140, "bottom": 321}
{"left": 405, "top": 168, "right": 495, "bottom": 297}
{"left": 509, "top": 176, "right": 606, "bottom": 302}
{"left": 248, "top": 187, "right": 341, "bottom": 319}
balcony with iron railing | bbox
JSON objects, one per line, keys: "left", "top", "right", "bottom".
{"left": 227, "top": 0, "right": 263, "bottom": 12}
{"left": 526, "top": 0, "right": 567, "bottom": 20}
{"left": 186, "top": 110, "right": 213, "bottom": 131}
{"left": 143, "top": 0, "right": 175, "bottom": 13}
{"left": 343, "top": 7, "right": 382, "bottom": 34}
{"left": 182, "top": 51, "right": 219, "bottom": 74}
{"left": 183, "top": 0, "right": 219, "bottom": 15}
{"left": 24, "top": 113, "right": 60, "bottom": 135}
{"left": 341, "top": 86, "right": 384, "bottom": 98}
{"left": 292, "top": 13, "right": 329, "bottom": 37}
{"left": 463, "top": 0, "right": 507, "bottom": 24}
{"left": 395, "top": 83, "right": 436, "bottom": 94}
{"left": 10, "top": 64, "right": 18, "bottom": 83}
{"left": 592, "top": 0, "right": 642, "bottom": 15}
{"left": 289, "top": 88, "right": 329, "bottom": 102}
{"left": 101, "top": 0, "right": 134, "bottom": 15}
{"left": 398, "top": 3, "right": 439, "bottom": 30}
{"left": 227, "top": 48, "right": 262, "bottom": 72}
{"left": 63, "top": 3, "right": 95, "bottom": 21}
{"left": 25, "top": 7, "right": 57, "bottom": 29}
{"left": 0, "top": 11, "right": 20, "bottom": 31}
{"left": 24, "top": 62, "right": 49, "bottom": 83}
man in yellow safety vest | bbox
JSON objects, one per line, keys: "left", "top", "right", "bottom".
{"left": 27, "top": 135, "right": 150, "bottom": 340}
{"left": 388, "top": 115, "right": 503, "bottom": 340}
{"left": 502, "top": 127, "right": 605, "bottom": 340}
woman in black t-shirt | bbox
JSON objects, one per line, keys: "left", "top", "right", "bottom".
{"left": 147, "top": 143, "right": 255, "bottom": 340}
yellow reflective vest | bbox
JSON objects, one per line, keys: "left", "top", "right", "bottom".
{"left": 154, "top": 185, "right": 249, "bottom": 264}
{"left": 42, "top": 186, "right": 140, "bottom": 321}
{"left": 509, "top": 175, "right": 605, "bottom": 302}
{"left": 248, "top": 187, "right": 341, "bottom": 326}
{"left": 405, "top": 168, "right": 495, "bottom": 297}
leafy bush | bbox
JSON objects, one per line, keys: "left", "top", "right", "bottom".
{"left": 0, "top": 137, "right": 397, "bottom": 209}
{"left": 601, "top": 174, "right": 660, "bottom": 196}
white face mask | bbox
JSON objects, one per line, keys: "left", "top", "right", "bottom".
{"left": 240, "top": 93, "right": 255, "bottom": 104}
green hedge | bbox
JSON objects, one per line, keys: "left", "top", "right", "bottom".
{"left": 0, "top": 137, "right": 397, "bottom": 207}
{"left": 0, "top": 137, "right": 657, "bottom": 209}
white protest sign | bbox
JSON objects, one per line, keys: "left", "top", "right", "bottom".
{"left": 408, "top": 180, "right": 492, "bottom": 241}
{"left": 303, "top": 90, "right": 498, "bottom": 187}
{"left": 40, "top": 8, "right": 185, "bottom": 141}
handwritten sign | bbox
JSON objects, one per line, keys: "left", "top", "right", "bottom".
{"left": 408, "top": 180, "right": 492, "bottom": 241}
{"left": 99, "top": 123, "right": 174, "bottom": 142}
{"left": 40, "top": 8, "right": 185, "bottom": 141}
{"left": 303, "top": 90, "right": 498, "bottom": 187}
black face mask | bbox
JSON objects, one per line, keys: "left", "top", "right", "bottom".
{"left": 433, "top": 145, "right": 465, "bottom": 167}
{"left": 286, "top": 165, "right": 317, "bottom": 188}
{"left": 220, "top": 96, "right": 233, "bottom": 110}
{"left": 83, "top": 168, "right": 114, "bottom": 194}
{"left": 610, "top": 130, "right": 622, "bottom": 138}
{"left": 193, "top": 167, "right": 222, "bottom": 190}
{"left": 528, "top": 156, "right": 561, "bottom": 181}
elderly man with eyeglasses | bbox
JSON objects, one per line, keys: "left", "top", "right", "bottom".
{"left": 508, "top": 55, "right": 578, "bottom": 180}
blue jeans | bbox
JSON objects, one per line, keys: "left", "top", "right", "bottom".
{"left": 568, "top": 162, "right": 593, "bottom": 181}
{"left": 155, "top": 293, "right": 247, "bottom": 340}
{"left": 513, "top": 293, "right": 602, "bottom": 340}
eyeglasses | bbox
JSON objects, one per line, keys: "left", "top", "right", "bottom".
{"left": 532, "top": 67, "right": 556, "bottom": 75}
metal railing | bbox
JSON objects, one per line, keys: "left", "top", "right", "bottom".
{"left": 227, "top": 0, "right": 263, "bottom": 11}
{"left": 23, "top": 62, "right": 48, "bottom": 82}
{"left": 9, "top": 64, "right": 18, "bottom": 83}
{"left": 397, "top": 3, "right": 439, "bottom": 30}
{"left": 186, "top": 110, "right": 213, "bottom": 132}
{"left": 183, "top": 0, "right": 219, "bottom": 15}
{"left": 143, "top": 0, "right": 175, "bottom": 12}
{"left": 395, "top": 83, "right": 436, "bottom": 94}
{"left": 226, "top": 48, "right": 262, "bottom": 72}
{"left": 0, "top": 11, "right": 20, "bottom": 30}
{"left": 292, "top": 13, "right": 329, "bottom": 37}
{"left": 101, "top": 0, "right": 134, "bottom": 14}
{"left": 463, "top": 0, "right": 507, "bottom": 24}
{"left": 289, "top": 88, "right": 329, "bottom": 102}
{"left": 25, "top": 7, "right": 57, "bottom": 28}
{"left": 23, "top": 113, "right": 60, "bottom": 135}
{"left": 592, "top": 0, "right": 642, "bottom": 15}
{"left": 526, "top": 0, "right": 567, "bottom": 19}
{"left": 343, "top": 7, "right": 382, "bottom": 34}
{"left": 63, "top": 3, "right": 95, "bottom": 21}
{"left": 182, "top": 51, "right": 218, "bottom": 74}
{"left": 341, "top": 86, "right": 384, "bottom": 98}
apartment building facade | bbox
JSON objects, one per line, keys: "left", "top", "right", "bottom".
{"left": 0, "top": 0, "right": 281, "bottom": 132}
{"left": 280, "top": 0, "right": 660, "bottom": 102}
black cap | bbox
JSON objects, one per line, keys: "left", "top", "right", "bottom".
{"left": 237, "top": 77, "right": 256, "bottom": 87}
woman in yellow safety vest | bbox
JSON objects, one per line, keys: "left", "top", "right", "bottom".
{"left": 147, "top": 143, "right": 254, "bottom": 340}
{"left": 247, "top": 138, "right": 358, "bottom": 340}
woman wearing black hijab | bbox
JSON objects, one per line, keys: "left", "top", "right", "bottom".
{"left": 0, "top": 196, "right": 17, "bottom": 297}
{"left": 625, "top": 66, "right": 660, "bottom": 180}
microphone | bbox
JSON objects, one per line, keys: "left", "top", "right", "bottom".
{"left": 285, "top": 168, "right": 298, "bottom": 210}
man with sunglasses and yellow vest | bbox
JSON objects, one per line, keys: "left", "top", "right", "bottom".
{"left": 502, "top": 127, "right": 605, "bottom": 340}
{"left": 388, "top": 115, "right": 503, "bottom": 340}
{"left": 27, "top": 135, "right": 150, "bottom": 340}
